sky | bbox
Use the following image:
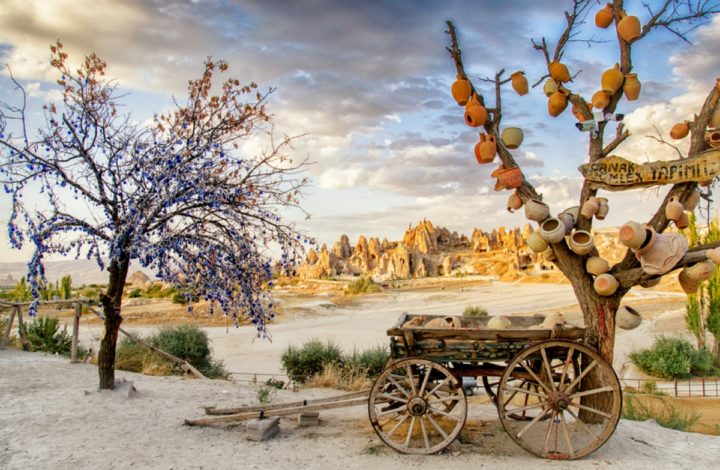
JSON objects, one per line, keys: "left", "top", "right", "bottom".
{"left": 0, "top": 0, "right": 719, "bottom": 262}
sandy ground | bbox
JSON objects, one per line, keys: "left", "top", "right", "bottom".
{"left": 1, "top": 349, "right": 719, "bottom": 470}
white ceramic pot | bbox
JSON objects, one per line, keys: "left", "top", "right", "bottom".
{"left": 634, "top": 232, "right": 688, "bottom": 276}
{"left": 619, "top": 221, "right": 647, "bottom": 249}
{"left": 586, "top": 256, "right": 610, "bottom": 276}
{"left": 594, "top": 273, "right": 619, "bottom": 296}
{"left": 617, "top": 306, "right": 642, "bottom": 330}
{"left": 507, "top": 191, "right": 523, "bottom": 213}
{"left": 525, "top": 199, "right": 550, "bottom": 222}
{"left": 665, "top": 197, "right": 684, "bottom": 221}
{"left": 557, "top": 212, "right": 574, "bottom": 234}
{"left": 562, "top": 206, "right": 581, "bottom": 224}
{"left": 685, "top": 259, "right": 714, "bottom": 281}
{"left": 679, "top": 268, "right": 700, "bottom": 294}
{"left": 487, "top": 316, "right": 512, "bottom": 329}
{"left": 581, "top": 197, "right": 599, "bottom": 219}
{"left": 568, "top": 230, "right": 595, "bottom": 255}
{"left": 539, "top": 217, "right": 566, "bottom": 244}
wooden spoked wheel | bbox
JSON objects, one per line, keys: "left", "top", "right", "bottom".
{"left": 368, "top": 358, "right": 467, "bottom": 454}
{"left": 497, "top": 341, "right": 621, "bottom": 460}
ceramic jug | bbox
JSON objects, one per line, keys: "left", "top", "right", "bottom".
{"left": 511, "top": 71, "right": 529, "bottom": 96}
{"left": 679, "top": 268, "right": 701, "bottom": 294}
{"left": 601, "top": 63, "right": 624, "bottom": 94}
{"left": 670, "top": 121, "right": 689, "bottom": 140}
{"left": 586, "top": 256, "right": 610, "bottom": 276}
{"left": 464, "top": 94, "right": 488, "bottom": 128}
{"left": 595, "top": 3, "right": 613, "bottom": 28}
{"left": 665, "top": 196, "right": 684, "bottom": 221}
{"left": 707, "top": 130, "right": 720, "bottom": 148}
{"left": 474, "top": 133, "right": 497, "bottom": 164}
{"left": 617, "top": 11, "right": 641, "bottom": 43}
{"left": 549, "top": 61, "right": 571, "bottom": 83}
{"left": 543, "top": 78, "right": 559, "bottom": 97}
{"left": 501, "top": 127, "right": 524, "bottom": 149}
{"left": 507, "top": 191, "right": 523, "bottom": 213}
{"left": 548, "top": 89, "right": 570, "bottom": 117}
{"left": 527, "top": 231, "right": 549, "bottom": 253}
{"left": 633, "top": 231, "right": 689, "bottom": 276}
{"left": 581, "top": 197, "right": 600, "bottom": 219}
{"left": 540, "top": 217, "right": 566, "bottom": 244}
{"left": 451, "top": 75, "right": 472, "bottom": 106}
{"left": 619, "top": 221, "right": 647, "bottom": 249}
{"left": 568, "top": 230, "right": 595, "bottom": 255}
{"left": 685, "top": 259, "right": 715, "bottom": 281}
{"left": 592, "top": 90, "right": 610, "bottom": 109}
{"left": 596, "top": 197, "right": 610, "bottom": 220}
{"left": 617, "top": 306, "right": 642, "bottom": 330}
{"left": 525, "top": 199, "right": 550, "bottom": 222}
{"left": 594, "top": 273, "right": 619, "bottom": 296}
{"left": 623, "top": 73, "right": 641, "bottom": 101}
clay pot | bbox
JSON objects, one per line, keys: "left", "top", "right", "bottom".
{"left": 527, "top": 231, "right": 549, "bottom": 253}
{"left": 451, "top": 76, "right": 472, "bottom": 106}
{"left": 685, "top": 260, "right": 715, "bottom": 281}
{"left": 617, "top": 306, "right": 642, "bottom": 330}
{"left": 501, "top": 127, "right": 524, "bottom": 149}
{"left": 487, "top": 316, "right": 512, "bottom": 330}
{"left": 511, "top": 71, "right": 529, "bottom": 96}
{"left": 710, "top": 106, "right": 720, "bottom": 128}
{"left": 632, "top": 226, "right": 658, "bottom": 255}
{"left": 586, "top": 256, "right": 610, "bottom": 276}
{"left": 549, "top": 61, "right": 571, "bottom": 83}
{"left": 557, "top": 212, "right": 574, "bottom": 234}
{"left": 425, "top": 316, "right": 462, "bottom": 329}
{"left": 594, "top": 273, "right": 619, "bottom": 296}
{"left": 707, "top": 247, "right": 720, "bottom": 265}
{"left": 665, "top": 196, "right": 684, "bottom": 221}
{"left": 676, "top": 212, "right": 689, "bottom": 229}
{"left": 595, "top": 3, "right": 614, "bottom": 28}
{"left": 540, "top": 217, "right": 566, "bottom": 244}
{"left": 623, "top": 73, "right": 641, "bottom": 101}
{"left": 581, "top": 197, "right": 600, "bottom": 219}
{"left": 619, "top": 221, "right": 647, "bottom": 249}
{"left": 507, "top": 191, "right": 523, "bottom": 213}
{"left": 568, "top": 230, "right": 595, "bottom": 255}
{"left": 543, "top": 246, "right": 556, "bottom": 262}
{"left": 706, "top": 130, "right": 720, "bottom": 148}
{"left": 601, "top": 63, "right": 624, "bottom": 94}
{"left": 543, "top": 78, "right": 559, "bottom": 97}
{"left": 617, "top": 11, "right": 641, "bottom": 43}
{"left": 592, "top": 90, "right": 611, "bottom": 109}
{"left": 670, "top": 121, "right": 689, "bottom": 140}
{"left": 524, "top": 199, "right": 550, "bottom": 222}
{"left": 572, "top": 102, "right": 588, "bottom": 122}
{"left": 474, "top": 133, "right": 497, "bottom": 164}
{"left": 548, "top": 88, "right": 570, "bottom": 117}
{"left": 634, "top": 232, "right": 689, "bottom": 276}
{"left": 492, "top": 165, "right": 523, "bottom": 191}
{"left": 679, "top": 268, "right": 701, "bottom": 294}
{"left": 464, "top": 95, "right": 488, "bottom": 128}
{"left": 596, "top": 197, "right": 609, "bottom": 220}
{"left": 683, "top": 189, "right": 700, "bottom": 211}
{"left": 540, "top": 313, "right": 565, "bottom": 329}
{"left": 562, "top": 206, "right": 581, "bottom": 224}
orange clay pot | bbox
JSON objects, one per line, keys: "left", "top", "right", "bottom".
{"left": 592, "top": 90, "right": 610, "bottom": 109}
{"left": 623, "top": 73, "right": 641, "bottom": 101}
{"left": 549, "top": 61, "right": 571, "bottom": 83}
{"left": 451, "top": 75, "right": 472, "bottom": 106}
{"left": 601, "top": 63, "right": 624, "bottom": 94}
{"left": 511, "top": 71, "right": 529, "bottom": 96}
{"left": 617, "top": 11, "right": 641, "bottom": 43}
{"left": 595, "top": 3, "right": 614, "bottom": 28}
{"left": 548, "top": 88, "right": 570, "bottom": 117}
{"left": 669, "top": 121, "right": 690, "bottom": 140}
{"left": 474, "top": 133, "right": 497, "bottom": 164}
{"left": 464, "top": 94, "right": 488, "bottom": 128}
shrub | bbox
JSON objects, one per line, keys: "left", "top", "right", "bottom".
{"left": 622, "top": 395, "right": 699, "bottom": 431}
{"left": 172, "top": 290, "right": 199, "bottom": 305}
{"left": 630, "top": 336, "right": 713, "bottom": 379}
{"left": 115, "top": 336, "right": 173, "bottom": 375}
{"left": 26, "top": 316, "right": 72, "bottom": 356}
{"left": 343, "top": 345, "right": 389, "bottom": 378}
{"left": 128, "top": 288, "right": 142, "bottom": 298}
{"left": 463, "top": 305, "right": 488, "bottom": 317}
{"left": 345, "top": 277, "right": 381, "bottom": 295}
{"left": 151, "top": 324, "right": 227, "bottom": 379}
{"left": 281, "top": 339, "right": 343, "bottom": 383}
{"left": 306, "top": 362, "right": 370, "bottom": 391}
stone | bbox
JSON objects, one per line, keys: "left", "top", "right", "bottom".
{"left": 246, "top": 417, "right": 280, "bottom": 441}
{"left": 111, "top": 379, "right": 138, "bottom": 398}
{"left": 297, "top": 411, "right": 320, "bottom": 426}
{"left": 127, "top": 271, "right": 151, "bottom": 288}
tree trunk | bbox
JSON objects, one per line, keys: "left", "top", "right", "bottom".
{"left": 97, "top": 254, "right": 131, "bottom": 390}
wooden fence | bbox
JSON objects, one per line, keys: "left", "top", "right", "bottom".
{"left": 622, "top": 377, "right": 720, "bottom": 398}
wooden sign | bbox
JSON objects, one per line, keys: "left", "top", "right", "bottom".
{"left": 579, "top": 149, "right": 720, "bottom": 191}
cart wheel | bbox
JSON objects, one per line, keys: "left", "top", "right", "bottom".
{"left": 368, "top": 358, "right": 467, "bottom": 454}
{"left": 497, "top": 341, "right": 621, "bottom": 460}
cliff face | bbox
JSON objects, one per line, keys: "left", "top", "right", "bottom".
{"left": 297, "top": 219, "right": 576, "bottom": 280}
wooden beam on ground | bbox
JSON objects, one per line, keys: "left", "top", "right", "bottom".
{"left": 203, "top": 389, "right": 371, "bottom": 415}
{"left": 185, "top": 397, "right": 369, "bottom": 427}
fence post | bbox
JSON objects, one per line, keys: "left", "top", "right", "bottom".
{"left": 71, "top": 301, "right": 81, "bottom": 363}
{"left": 702, "top": 378, "right": 705, "bottom": 397}
{"left": 1, "top": 307, "right": 17, "bottom": 350}
{"left": 15, "top": 305, "right": 31, "bottom": 351}
{"left": 674, "top": 378, "right": 678, "bottom": 397}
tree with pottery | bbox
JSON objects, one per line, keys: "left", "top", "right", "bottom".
{"left": 0, "top": 43, "right": 311, "bottom": 389}
{"left": 446, "top": 0, "right": 720, "bottom": 411}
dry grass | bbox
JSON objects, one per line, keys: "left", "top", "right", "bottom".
{"left": 305, "top": 363, "right": 371, "bottom": 391}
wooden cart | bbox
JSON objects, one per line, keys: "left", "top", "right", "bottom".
{"left": 368, "top": 313, "right": 622, "bottom": 460}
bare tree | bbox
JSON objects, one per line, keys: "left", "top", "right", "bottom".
{"left": 0, "top": 42, "right": 312, "bottom": 389}
{"left": 446, "top": 0, "right": 719, "bottom": 409}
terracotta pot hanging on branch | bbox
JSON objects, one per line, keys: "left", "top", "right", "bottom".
{"left": 623, "top": 73, "right": 641, "bottom": 101}
{"left": 595, "top": 3, "right": 614, "bottom": 28}
{"left": 511, "top": 71, "right": 529, "bottom": 96}
{"left": 601, "top": 63, "right": 624, "bottom": 94}
{"left": 474, "top": 133, "right": 497, "bottom": 164}
{"left": 549, "top": 61, "right": 571, "bottom": 83}
{"left": 464, "top": 94, "right": 488, "bottom": 127}
{"left": 617, "top": 11, "right": 641, "bottom": 43}
{"left": 451, "top": 75, "right": 472, "bottom": 106}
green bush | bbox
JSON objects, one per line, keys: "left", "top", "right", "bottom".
{"left": 345, "top": 277, "right": 381, "bottom": 295}
{"left": 26, "top": 316, "right": 72, "bottom": 355}
{"left": 463, "top": 305, "right": 488, "bottom": 317}
{"left": 343, "top": 345, "right": 389, "bottom": 378}
{"left": 115, "top": 336, "right": 172, "bottom": 375}
{"left": 172, "top": 291, "right": 199, "bottom": 304}
{"left": 281, "top": 339, "right": 343, "bottom": 383}
{"left": 128, "top": 288, "right": 142, "bottom": 298}
{"left": 143, "top": 283, "right": 177, "bottom": 299}
{"left": 630, "top": 336, "right": 714, "bottom": 379}
{"left": 151, "top": 324, "right": 227, "bottom": 379}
